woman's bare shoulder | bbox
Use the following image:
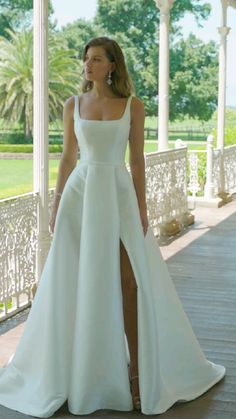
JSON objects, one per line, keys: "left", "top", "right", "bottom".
{"left": 64, "top": 95, "right": 76, "bottom": 110}
{"left": 65, "top": 92, "right": 90, "bottom": 108}
{"left": 63, "top": 95, "right": 80, "bottom": 119}
{"left": 131, "top": 95, "right": 143, "bottom": 104}
{"left": 130, "top": 96, "right": 145, "bottom": 120}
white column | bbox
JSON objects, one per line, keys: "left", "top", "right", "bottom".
{"left": 217, "top": 0, "right": 230, "bottom": 194}
{"left": 217, "top": 0, "right": 230, "bottom": 151}
{"left": 33, "top": 0, "right": 50, "bottom": 286}
{"left": 155, "top": 0, "right": 174, "bottom": 151}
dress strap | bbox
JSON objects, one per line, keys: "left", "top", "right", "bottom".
{"left": 73, "top": 95, "right": 79, "bottom": 120}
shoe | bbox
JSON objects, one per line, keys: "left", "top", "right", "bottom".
{"left": 129, "top": 374, "right": 141, "bottom": 411}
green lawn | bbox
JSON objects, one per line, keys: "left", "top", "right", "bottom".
{"left": 0, "top": 160, "right": 60, "bottom": 199}
{"left": 0, "top": 141, "right": 206, "bottom": 200}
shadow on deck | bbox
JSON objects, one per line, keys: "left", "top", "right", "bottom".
{"left": 0, "top": 196, "right": 236, "bottom": 419}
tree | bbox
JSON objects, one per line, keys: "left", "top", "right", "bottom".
{"left": 0, "top": 0, "right": 33, "bottom": 9}
{"left": 94, "top": 0, "right": 211, "bottom": 62}
{"left": 0, "top": 0, "right": 54, "bottom": 37}
{"left": 57, "top": 18, "right": 102, "bottom": 60}
{"left": 169, "top": 34, "right": 218, "bottom": 121}
{"left": 93, "top": 0, "right": 217, "bottom": 121}
{"left": 0, "top": 29, "right": 80, "bottom": 138}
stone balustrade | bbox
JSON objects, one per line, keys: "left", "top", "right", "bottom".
{"left": 187, "top": 136, "right": 236, "bottom": 206}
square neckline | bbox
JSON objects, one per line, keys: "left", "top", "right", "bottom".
{"left": 77, "top": 95, "right": 131, "bottom": 122}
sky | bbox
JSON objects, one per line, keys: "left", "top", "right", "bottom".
{"left": 51, "top": 0, "right": 236, "bottom": 106}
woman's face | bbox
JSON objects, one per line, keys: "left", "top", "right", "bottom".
{"left": 83, "top": 46, "right": 114, "bottom": 83}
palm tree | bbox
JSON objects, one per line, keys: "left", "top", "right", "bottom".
{"left": 0, "top": 28, "right": 81, "bottom": 140}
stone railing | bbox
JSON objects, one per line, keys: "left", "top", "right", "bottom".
{"left": 187, "top": 136, "right": 236, "bottom": 204}
{"left": 224, "top": 144, "right": 236, "bottom": 193}
{"left": 0, "top": 190, "right": 56, "bottom": 322}
{"left": 0, "top": 192, "right": 39, "bottom": 321}
{"left": 144, "top": 147, "right": 193, "bottom": 237}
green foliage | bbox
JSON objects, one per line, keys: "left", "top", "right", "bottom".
{"left": 0, "top": 0, "right": 219, "bottom": 135}
{"left": 95, "top": 0, "right": 158, "bottom": 61}
{"left": 47, "top": 34, "right": 81, "bottom": 120}
{"left": 212, "top": 126, "right": 236, "bottom": 147}
{"left": 169, "top": 34, "right": 218, "bottom": 120}
{"left": 95, "top": 0, "right": 211, "bottom": 44}
{"left": 0, "top": 144, "right": 63, "bottom": 153}
{"left": 0, "top": 29, "right": 80, "bottom": 137}
{"left": 0, "top": 299, "right": 12, "bottom": 311}
{"left": 0, "top": 0, "right": 32, "bottom": 36}
{"left": 57, "top": 19, "right": 101, "bottom": 59}
{"left": 171, "top": 0, "right": 211, "bottom": 24}
{"left": 0, "top": 132, "right": 27, "bottom": 144}
{"left": 224, "top": 126, "right": 236, "bottom": 145}
{"left": 211, "top": 107, "right": 236, "bottom": 125}
{"left": 0, "top": 0, "right": 33, "bottom": 10}
{"left": 0, "top": 30, "right": 33, "bottom": 137}
{"left": 92, "top": 0, "right": 217, "bottom": 120}
{"left": 0, "top": 1, "right": 54, "bottom": 37}
{"left": 211, "top": 109, "right": 236, "bottom": 146}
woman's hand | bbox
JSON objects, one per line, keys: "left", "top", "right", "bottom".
{"left": 139, "top": 207, "right": 149, "bottom": 237}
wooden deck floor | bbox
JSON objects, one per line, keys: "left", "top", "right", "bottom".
{"left": 0, "top": 195, "right": 236, "bottom": 419}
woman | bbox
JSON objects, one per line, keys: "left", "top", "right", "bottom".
{"left": 50, "top": 36, "right": 147, "bottom": 412}
{"left": 0, "top": 36, "right": 225, "bottom": 418}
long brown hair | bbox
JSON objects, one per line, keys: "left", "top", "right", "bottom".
{"left": 80, "top": 36, "right": 135, "bottom": 98}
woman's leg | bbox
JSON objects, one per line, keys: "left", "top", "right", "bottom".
{"left": 119, "top": 239, "right": 140, "bottom": 399}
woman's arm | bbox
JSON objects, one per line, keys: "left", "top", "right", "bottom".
{"left": 128, "top": 96, "right": 148, "bottom": 235}
{"left": 50, "top": 96, "right": 79, "bottom": 232}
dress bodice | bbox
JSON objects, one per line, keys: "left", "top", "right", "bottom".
{"left": 73, "top": 95, "right": 133, "bottom": 165}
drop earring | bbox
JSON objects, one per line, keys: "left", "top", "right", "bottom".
{"left": 107, "top": 70, "right": 112, "bottom": 85}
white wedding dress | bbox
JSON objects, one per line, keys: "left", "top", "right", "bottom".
{"left": 0, "top": 95, "right": 225, "bottom": 417}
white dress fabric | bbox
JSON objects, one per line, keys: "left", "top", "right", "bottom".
{"left": 0, "top": 95, "right": 225, "bottom": 418}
